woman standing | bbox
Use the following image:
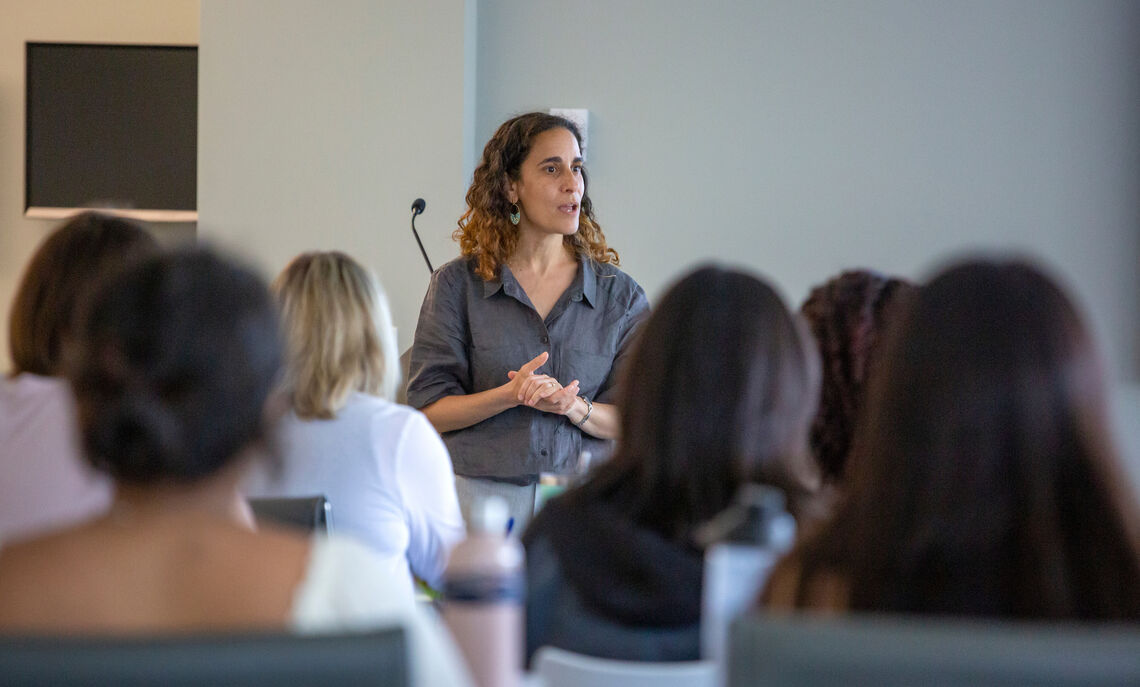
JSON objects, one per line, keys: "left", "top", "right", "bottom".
{"left": 407, "top": 112, "right": 649, "bottom": 530}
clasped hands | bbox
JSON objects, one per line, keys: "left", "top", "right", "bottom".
{"left": 503, "top": 351, "right": 580, "bottom": 416}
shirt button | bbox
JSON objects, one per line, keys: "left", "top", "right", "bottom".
{"left": 540, "top": 449, "right": 548, "bottom": 456}
{"left": 571, "top": 293, "right": 582, "bottom": 302}
{"left": 540, "top": 335, "right": 550, "bottom": 344}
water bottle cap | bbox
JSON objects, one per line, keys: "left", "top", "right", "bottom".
{"left": 472, "top": 495, "right": 510, "bottom": 535}
{"left": 736, "top": 483, "right": 786, "bottom": 512}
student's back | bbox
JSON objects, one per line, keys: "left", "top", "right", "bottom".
{"left": 0, "top": 374, "right": 107, "bottom": 541}
{"left": 0, "top": 212, "right": 157, "bottom": 541}
{"left": 0, "top": 512, "right": 309, "bottom": 633}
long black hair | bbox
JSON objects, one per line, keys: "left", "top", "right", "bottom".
{"left": 570, "top": 265, "right": 820, "bottom": 541}
{"left": 768, "top": 259, "right": 1140, "bottom": 619}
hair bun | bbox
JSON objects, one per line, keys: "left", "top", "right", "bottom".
{"left": 87, "top": 394, "right": 187, "bottom": 482}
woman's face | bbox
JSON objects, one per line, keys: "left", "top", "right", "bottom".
{"left": 508, "top": 127, "right": 584, "bottom": 237}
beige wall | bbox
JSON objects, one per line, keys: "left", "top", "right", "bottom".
{"left": 198, "top": 0, "right": 473, "bottom": 352}
{"left": 0, "top": 0, "right": 199, "bottom": 373}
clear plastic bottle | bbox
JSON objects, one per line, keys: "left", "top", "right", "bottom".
{"left": 697, "top": 484, "right": 795, "bottom": 670}
{"left": 441, "top": 496, "right": 524, "bottom": 687}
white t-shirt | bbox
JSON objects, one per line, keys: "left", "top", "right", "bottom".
{"left": 247, "top": 393, "right": 465, "bottom": 590}
{"left": 0, "top": 374, "right": 112, "bottom": 542}
{"left": 292, "top": 536, "right": 472, "bottom": 687}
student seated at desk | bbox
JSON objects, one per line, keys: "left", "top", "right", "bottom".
{"left": 523, "top": 265, "right": 821, "bottom": 663}
{"left": 0, "top": 249, "right": 470, "bottom": 687}
{"left": 245, "top": 251, "right": 464, "bottom": 593}
{"left": 765, "top": 259, "right": 1140, "bottom": 619}
{"left": 796, "top": 270, "right": 915, "bottom": 528}
{"left": 0, "top": 212, "right": 157, "bottom": 542}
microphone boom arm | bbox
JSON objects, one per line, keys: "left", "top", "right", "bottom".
{"left": 410, "top": 198, "right": 434, "bottom": 273}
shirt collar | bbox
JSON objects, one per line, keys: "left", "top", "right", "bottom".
{"left": 481, "top": 255, "right": 598, "bottom": 308}
{"left": 483, "top": 268, "right": 505, "bottom": 298}
{"left": 578, "top": 255, "right": 598, "bottom": 307}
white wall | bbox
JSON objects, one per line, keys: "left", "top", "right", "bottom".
{"left": 198, "top": 0, "right": 474, "bottom": 351}
{"left": 477, "top": 0, "right": 1140, "bottom": 383}
{"left": 0, "top": 0, "right": 198, "bottom": 374}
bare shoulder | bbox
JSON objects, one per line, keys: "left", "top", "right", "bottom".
{"left": 0, "top": 526, "right": 110, "bottom": 627}
{"left": 208, "top": 521, "right": 313, "bottom": 585}
{"left": 0, "top": 519, "right": 316, "bottom": 634}
{"left": 762, "top": 556, "right": 850, "bottom": 614}
{"left": 763, "top": 557, "right": 804, "bottom": 610}
{"left": 0, "top": 524, "right": 100, "bottom": 584}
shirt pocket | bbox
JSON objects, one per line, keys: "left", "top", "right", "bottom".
{"left": 560, "top": 348, "right": 615, "bottom": 399}
{"left": 469, "top": 343, "right": 536, "bottom": 393}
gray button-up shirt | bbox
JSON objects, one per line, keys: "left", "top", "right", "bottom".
{"left": 407, "top": 255, "right": 650, "bottom": 483}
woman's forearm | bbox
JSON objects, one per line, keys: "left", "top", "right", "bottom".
{"left": 567, "top": 399, "right": 620, "bottom": 440}
{"left": 421, "top": 386, "right": 515, "bottom": 434}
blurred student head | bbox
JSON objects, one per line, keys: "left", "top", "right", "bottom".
{"left": 9, "top": 212, "right": 157, "bottom": 376}
{"left": 272, "top": 251, "right": 398, "bottom": 418}
{"left": 69, "top": 249, "right": 282, "bottom": 486}
{"left": 766, "top": 258, "right": 1140, "bottom": 619}
{"left": 576, "top": 264, "right": 820, "bottom": 539}
{"left": 800, "top": 270, "right": 915, "bottom": 482}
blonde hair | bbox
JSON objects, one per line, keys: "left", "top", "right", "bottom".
{"left": 273, "top": 252, "right": 398, "bottom": 419}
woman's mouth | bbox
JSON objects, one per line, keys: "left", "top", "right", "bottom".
{"left": 559, "top": 203, "right": 579, "bottom": 214}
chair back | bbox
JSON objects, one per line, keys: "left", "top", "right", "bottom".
{"left": 729, "top": 613, "right": 1140, "bottom": 687}
{"left": 248, "top": 495, "right": 332, "bottom": 534}
{"left": 0, "top": 627, "right": 406, "bottom": 687}
{"left": 533, "top": 646, "right": 717, "bottom": 687}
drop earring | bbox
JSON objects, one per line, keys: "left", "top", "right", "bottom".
{"left": 509, "top": 203, "right": 521, "bottom": 226}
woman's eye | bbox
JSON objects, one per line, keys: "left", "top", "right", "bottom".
{"left": 545, "top": 166, "right": 557, "bottom": 173}
{"left": 572, "top": 166, "right": 583, "bottom": 174}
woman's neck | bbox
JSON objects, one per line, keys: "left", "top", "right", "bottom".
{"left": 111, "top": 473, "right": 255, "bottom": 529}
{"left": 509, "top": 231, "right": 574, "bottom": 275}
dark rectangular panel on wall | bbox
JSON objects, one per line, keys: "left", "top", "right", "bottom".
{"left": 25, "top": 43, "right": 197, "bottom": 221}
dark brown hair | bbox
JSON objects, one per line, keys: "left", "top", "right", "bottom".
{"left": 766, "top": 259, "right": 1140, "bottom": 619}
{"left": 800, "top": 270, "right": 915, "bottom": 482}
{"left": 8, "top": 212, "right": 157, "bottom": 376}
{"left": 455, "top": 112, "right": 617, "bottom": 281}
{"left": 69, "top": 249, "right": 282, "bottom": 485}
{"left": 569, "top": 265, "right": 820, "bottom": 541}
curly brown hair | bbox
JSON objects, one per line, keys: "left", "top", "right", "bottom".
{"left": 455, "top": 112, "right": 618, "bottom": 281}
{"left": 800, "top": 270, "right": 915, "bottom": 482}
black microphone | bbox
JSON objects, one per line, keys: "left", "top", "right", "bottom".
{"left": 409, "top": 198, "right": 433, "bottom": 273}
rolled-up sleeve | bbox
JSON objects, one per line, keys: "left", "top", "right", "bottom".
{"left": 407, "top": 267, "right": 470, "bottom": 410}
{"left": 593, "top": 285, "right": 650, "bottom": 405}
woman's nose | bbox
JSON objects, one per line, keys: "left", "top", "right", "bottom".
{"left": 562, "top": 170, "right": 582, "bottom": 192}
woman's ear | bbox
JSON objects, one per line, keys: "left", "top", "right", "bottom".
{"left": 505, "top": 175, "right": 518, "bottom": 204}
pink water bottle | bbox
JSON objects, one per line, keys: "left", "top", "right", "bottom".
{"left": 442, "top": 496, "right": 524, "bottom": 687}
